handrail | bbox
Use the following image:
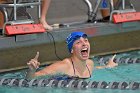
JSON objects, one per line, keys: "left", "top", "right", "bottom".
{"left": 0, "top": 2, "right": 41, "bottom": 7}
{"left": 0, "top": 0, "right": 41, "bottom": 35}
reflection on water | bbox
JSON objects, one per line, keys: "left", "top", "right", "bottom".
{"left": 0, "top": 86, "right": 140, "bottom": 93}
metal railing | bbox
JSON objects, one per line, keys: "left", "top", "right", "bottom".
{"left": 84, "top": 0, "right": 135, "bottom": 22}
{"left": 0, "top": 0, "right": 41, "bottom": 35}
{"left": 0, "top": 0, "right": 41, "bottom": 23}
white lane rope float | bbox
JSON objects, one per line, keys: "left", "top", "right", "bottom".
{"left": 0, "top": 78, "right": 140, "bottom": 90}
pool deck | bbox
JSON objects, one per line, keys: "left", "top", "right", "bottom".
{"left": 0, "top": 21, "right": 140, "bottom": 72}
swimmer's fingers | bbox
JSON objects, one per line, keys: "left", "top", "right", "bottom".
{"left": 31, "top": 59, "right": 40, "bottom": 69}
{"left": 37, "top": 61, "right": 40, "bottom": 66}
{"left": 27, "top": 59, "right": 40, "bottom": 70}
{"left": 110, "top": 54, "right": 116, "bottom": 61}
{"left": 34, "top": 52, "right": 39, "bottom": 61}
{"left": 106, "top": 54, "right": 118, "bottom": 68}
{"left": 112, "top": 54, "right": 116, "bottom": 59}
{"left": 27, "top": 62, "right": 34, "bottom": 71}
{"left": 27, "top": 52, "right": 40, "bottom": 71}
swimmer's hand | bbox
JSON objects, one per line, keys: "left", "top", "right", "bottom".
{"left": 95, "top": 54, "right": 118, "bottom": 69}
{"left": 27, "top": 52, "right": 40, "bottom": 72}
{"left": 106, "top": 54, "right": 118, "bottom": 68}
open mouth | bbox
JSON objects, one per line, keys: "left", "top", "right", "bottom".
{"left": 81, "top": 48, "right": 88, "bottom": 57}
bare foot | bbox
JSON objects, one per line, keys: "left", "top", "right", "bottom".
{"left": 39, "top": 19, "right": 53, "bottom": 30}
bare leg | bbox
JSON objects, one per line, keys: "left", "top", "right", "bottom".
{"left": 0, "top": 0, "right": 7, "bottom": 28}
{"left": 40, "top": 0, "right": 53, "bottom": 30}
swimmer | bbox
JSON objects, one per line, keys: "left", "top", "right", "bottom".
{"left": 26, "top": 32, "right": 118, "bottom": 79}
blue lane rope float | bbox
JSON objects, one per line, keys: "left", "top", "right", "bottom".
{"left": 0, "top": 78, "right": 140, "bottom": 90}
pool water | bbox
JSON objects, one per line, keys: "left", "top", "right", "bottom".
{"left": 92, "top": 63, "right": 140, "bottom": 82}
{"left": 0, "top": 87, "right": 140, "bottom": 93}
{"left": 0, "top": 50, "right": 140, "bottom": 93}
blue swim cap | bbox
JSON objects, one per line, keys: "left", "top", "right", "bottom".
{"left": 66, "top": 31, "right": 88, "bottom": 53}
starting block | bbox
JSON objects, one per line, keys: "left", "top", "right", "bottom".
{"left": 5, "top": 24, "right": 46, "bottom": 35}
{"left": 113, "top": 12, "right": 140, "bottom": 23}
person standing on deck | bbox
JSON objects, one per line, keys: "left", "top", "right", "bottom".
{"left": 0, "top": 0, "right": 53, "bottom": 30}
{"left": 26, "top": 32, "right": 118, "bottom": 79}
{"left": 39, "top": 0, "right": 53, "bottom": 30}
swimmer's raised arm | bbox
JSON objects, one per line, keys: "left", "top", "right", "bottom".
{"left": 26, "top": 52, "right": 69, "bottom": 79}
{"left": 95, "top": 54, "right": 118, "bottom": 69}
{"left": 27, "top": 52, "right": 40, "bottom": 70}
{"left": 26, "top": 52, "right": 40, "bottom": 78}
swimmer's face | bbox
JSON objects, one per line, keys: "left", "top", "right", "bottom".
{"left": 72, "top": 37, "right": 90, "bottom": 60}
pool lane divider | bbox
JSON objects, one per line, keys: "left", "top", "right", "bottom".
{"left": 0, "top": 78, "right": 140, "bottom": 90}
{"left": 98, "top": 57, "right": 140, "bottom": 64}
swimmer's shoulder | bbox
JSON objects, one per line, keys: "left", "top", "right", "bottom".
{"left": 86, "top": 59, "right": 94, "bottom": 65}
{"left": 54, "top": 58, "right": 71, "bottom": 69}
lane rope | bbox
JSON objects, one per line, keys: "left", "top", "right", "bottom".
{"left": 0, "top": 78, "right": 139, "bottom": 90}
{"left": 97, "top": 57, "right": 140, "bottom": 64}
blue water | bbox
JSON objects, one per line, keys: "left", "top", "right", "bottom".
{"left": 0, "top": 50, "right": 140, "bottom": 93}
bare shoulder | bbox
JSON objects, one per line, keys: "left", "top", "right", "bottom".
{"left": 61, "top": 58, "right": 72, "bottom": 67}
{"left": 39, "top": 58, "right": 71, "bottom": 74}
{"left": 86, "top": 59, "right": 94, "bottom": 66}
{"left": 52, "top": 58, "right": 71, "bottom": 68}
